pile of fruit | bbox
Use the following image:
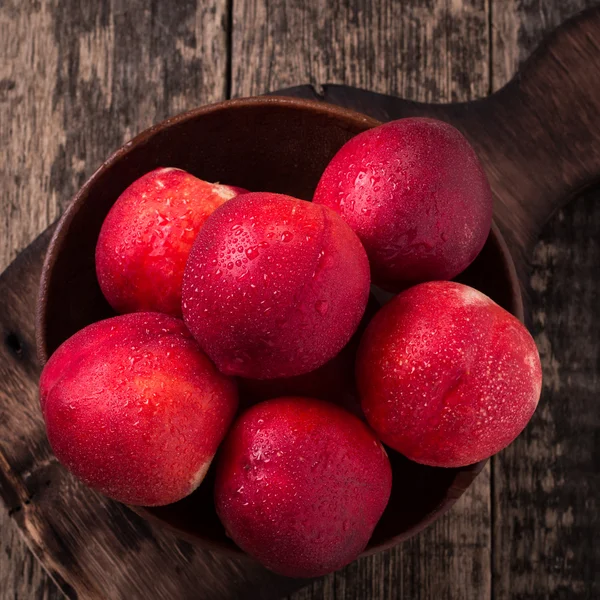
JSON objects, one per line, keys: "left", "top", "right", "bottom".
{"left": 39, "top": 117, "right": 542, "bottom": 578}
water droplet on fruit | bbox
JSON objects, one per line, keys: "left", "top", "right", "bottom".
{"left": 281, "top": 231, "right": 293, "bottom": 242}
{"left": 246, "top": 246, "right": 259, "bottom": 260}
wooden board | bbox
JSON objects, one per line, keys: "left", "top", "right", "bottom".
{"left": 1, "top": 1, "right": 599, "bottom": 599}
{"left": 491, "top": 2, "right": 600, "bottom": 599}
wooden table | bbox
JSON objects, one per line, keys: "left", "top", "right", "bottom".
{"left": 1, "top": 1, "right": 598, "bottom": 598}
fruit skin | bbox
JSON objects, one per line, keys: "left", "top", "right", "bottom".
{"left": 357, "top": 281, "right": 542, "bottom": 467}
{"left": 313, "top": 118, "right": 493, "bottom": 289}
{"left": 39, "top": 312, "right": 238, "bottom": 506}
{"left": 96, "top": 167, "right": 245, "bottom": 317}
{"left": 237, "top": 294, "right": 380, "bottom": 418}
{"left": 214, "top": 397, "right": 392, "bottom": 577}
{"left": 182, "top": 192, "right": 370, "bottom": 379}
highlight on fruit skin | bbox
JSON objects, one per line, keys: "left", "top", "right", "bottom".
{"left": 39, "top": 312, "right": 238, "bottom": 506}
{"left": 357, "top": 281, "right": 542, "bottom": 468}
{"left": 96, "top": 167, "right": 245, "bottom": 317}
{"left": 313, "top": 117, "right": 493, "bottom": 291}
{"left": 182, "top": 191, "right": 371, "bottom": 380}
{"left": 214, "top": 397, "right": 392, "bottom": 578}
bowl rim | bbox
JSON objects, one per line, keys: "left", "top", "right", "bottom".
{"left": 34, "top": 94, "right": 524, "bottom": 559}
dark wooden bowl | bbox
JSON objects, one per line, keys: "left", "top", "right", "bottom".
{"left": 36, "top": 96, "right": 522, "bottom": 557}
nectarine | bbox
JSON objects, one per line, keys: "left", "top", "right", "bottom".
{"left": 357, "top": 282, "right": 542, "bottom": 467}
{"left": 96, "top": 168, "right": 245, "bottom": 317}
{"left": 182, "top": 192, "right": 370, "bottom": 379}
{"left": 39, "top": 312, "right": 238, "bottom": 506}
{"left": 313, "top": 118, "right": 493, "bottom": 289}
{"left": 214, "top": 398, "right": 392, "bottom": 577}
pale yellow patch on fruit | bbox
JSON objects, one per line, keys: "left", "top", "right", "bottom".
{"left": 459, "top": 285, "right": 490, "bottom": 306}
{"left": 189, "top": 457, "right": 212, "bottom": 492}
{"left": 213, "top": 183, "right": 239, "bottom": 202}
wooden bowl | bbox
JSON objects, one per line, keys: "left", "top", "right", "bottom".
{"left": 36, "top": 96, "right": 522, "bottom": 557}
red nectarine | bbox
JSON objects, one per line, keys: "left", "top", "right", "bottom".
{"left": 214, "top": 397, "right": 392, "bottom": 577}
{"left": 357, "top": 282, "right": 542, "bottom": 467}
{"left": 182, "top": 192, "right": 370, "bottom": 379}
{"left": 39, "top": 312, "right": 238, "bottom": 506}
{"left": 96, "top": 168, "right": 245, "bottom": 317}
{"left": 313, "top": 118, "right": 493, "bottom": 289}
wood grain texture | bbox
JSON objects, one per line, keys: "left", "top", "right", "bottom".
{"left": 1, "top": 1, "right": 599, "bottom": 599}
{"left": 232, "top": 0, "right": 490, "bottom": 102}
{"left": 0, "top": 513, "right": 61, "bottom": 600}
{"left": 232, "top": 1, "right": 491, "bottom": 597}
{"left": 491, "top": 1, "right": 600, "bottom": 598}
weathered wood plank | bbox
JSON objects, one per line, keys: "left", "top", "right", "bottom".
{"left": 491, "top": 1, "right": 600, "bottom": 599}
{"left": 230, "top": 1, "right": 492, "bottom": 599}
{"left": 232, "top": 0, "right": 490, "bottom": 103}
{"left": 0, "top": 1, "right": 233, "bottom": 598}
{"left": 0, "top": 513, "right": 62, "bottom": 600}
{"left": 0, "top": 0, "right": 230, "bottom": 275}
{"left": 0, "top": 0, "right": 63, "bottom": 273}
